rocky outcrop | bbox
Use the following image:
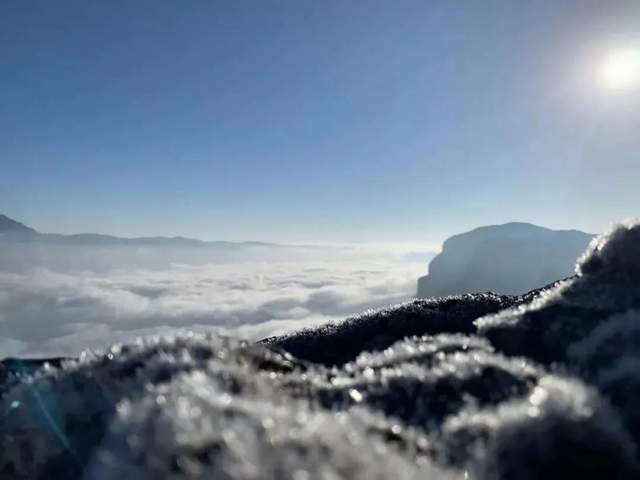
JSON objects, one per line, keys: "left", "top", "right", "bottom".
{"left": 417, "top": 222, "right": 592, "bottom": 298}
{"left": 1, "top": 220, "right": 639, "bottom": 480}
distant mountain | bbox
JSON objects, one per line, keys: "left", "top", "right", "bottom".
{"left": 417, "top": 222, "right": 593, "bottom": 298}
{"left": 0, "top": 214, "right": 275, "bottom": 247}
{"left": 0, "top": 213, "right": 289, "bottom": 271}
{"left": 0, "top": 214, "right": 380, "bottom": 272}
{"left": 0, "top": 214, "right": 38, "bottom": 237}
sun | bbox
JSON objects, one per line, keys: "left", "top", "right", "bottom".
{"left": 598, "top": 48, "right": 640, "bottom": 90}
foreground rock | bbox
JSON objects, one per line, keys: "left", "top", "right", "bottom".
{"left": 1, "top": 221, "right": 639, "bottom": 480}
{"left": 261, "top": 292, "right": 522, "bottom": 366}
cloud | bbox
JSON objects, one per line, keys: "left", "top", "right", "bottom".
{"left": 0, "top": 260, "right": 425, "bottom": 358}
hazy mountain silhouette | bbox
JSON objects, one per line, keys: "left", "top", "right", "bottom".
{"left": 0, "top": 214, "right": 406, "bottom": 272}
{"left": 0, "top": 214, "right": 38, "bottom": 237}
{"left": 0, "top": 214, "right": 290, "bottom": 271}
{"left": 417, "top": 222, "right": 593, "bottom": 298}
{"left": 0, "top": 214, "right": 274, "bottom": 247}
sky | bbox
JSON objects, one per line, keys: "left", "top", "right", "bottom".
{"left": 2, "top": 0, "right": 640, "bottom": 245}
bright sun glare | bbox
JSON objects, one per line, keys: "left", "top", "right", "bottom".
{"left": 598, "top": 48, "right": 640, "bottom": 90}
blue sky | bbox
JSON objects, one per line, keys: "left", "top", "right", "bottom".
{"left": 2, "top": 0, "right": 639, "bottom": 244}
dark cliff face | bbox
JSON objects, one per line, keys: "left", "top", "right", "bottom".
{"left": 417, "top": 222, "right": 593, "bottom": 298}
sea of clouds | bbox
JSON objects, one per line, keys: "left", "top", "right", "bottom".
{"left": 0, "top": 257, "right": 427, "bottom": 358}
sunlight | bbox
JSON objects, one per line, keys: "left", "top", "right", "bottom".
{"left": 598, "top": 48, "right": 640, "bottom": 90}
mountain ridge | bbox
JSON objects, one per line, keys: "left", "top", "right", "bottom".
{"left": 0, "top": 213, "right": 276, "bottom": 247}
{"left": 0, "top": 214, "right": 38, "bottom": 236}
{"left": 417, "top": 222, "right": 593, "bottom": 298}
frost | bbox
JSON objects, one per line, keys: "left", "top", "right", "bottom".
{"left": 477, "top": 220, "right": 640, "bottom": 364}
{"left": 443, "top": 376, "right": 639, "bottom": 479}
{"left": 263, "top": 293, "right": 523, "bottom": 366}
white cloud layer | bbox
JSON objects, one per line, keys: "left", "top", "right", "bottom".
{"left": 0, "top": 260, "right": 425, "bottom": 358}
